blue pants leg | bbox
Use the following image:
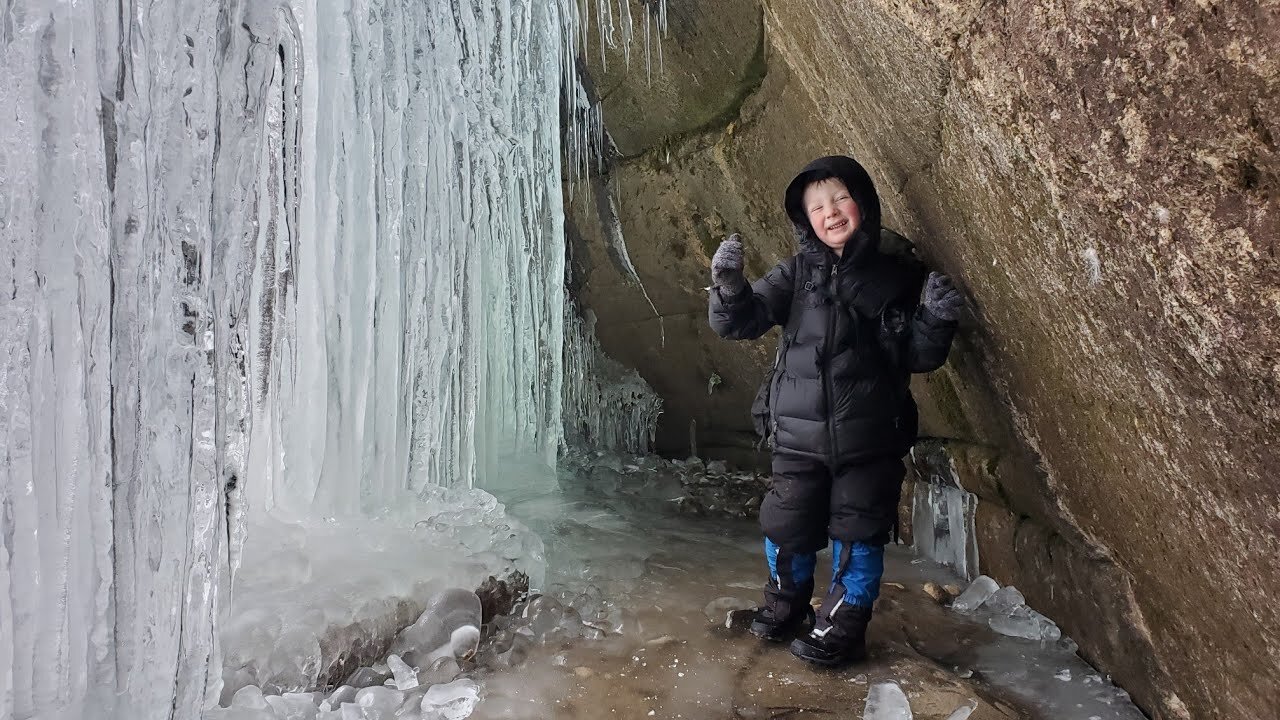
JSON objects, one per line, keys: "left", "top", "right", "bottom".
{"left": 765, "top": 536, "right": 817, "bottom": 588}
{"left": 830, "top": 540, "right": 885, "bottom": 607}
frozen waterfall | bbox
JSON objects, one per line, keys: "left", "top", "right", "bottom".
{"left": 0, "top": 0, "right": 663, "bottom": 718}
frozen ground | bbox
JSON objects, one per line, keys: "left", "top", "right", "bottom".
{"left": 218, "top": 483, "right": 545, "bottom": 699}
{"left": 208, "top": 454, "right": 1146, "bottom": 720}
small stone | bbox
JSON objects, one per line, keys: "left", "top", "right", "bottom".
{"left": 884, "top": 582, "right": 906, "bottom": 590}
{"left": 923, "top": 582, "right": 947, "bottom": 603}
{"left": 943, "top": 584, "right": 962, "bottom": 597}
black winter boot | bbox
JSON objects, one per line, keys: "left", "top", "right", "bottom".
{"left": 749, "top": 577, "right": 815, "bottom": 642}
{"left": 789, "top": 592, "right": 872, "bottom": 666}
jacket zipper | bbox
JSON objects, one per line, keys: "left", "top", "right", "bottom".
{"left": 825, "top": 262, "right": 839, "bottom": 464}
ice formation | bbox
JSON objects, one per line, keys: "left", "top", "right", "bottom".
{"left": 562, "top": 305, "right": 663, "bottom": 454}
{"left": 1, "top": 0, "right": 667, "bottom": 718}
{"left": 909, "top": 450, "right": 980, "bottom": 579}
{"left": 950, "top": 575, "right": 1000, "bottom": 613}
{"left": 863, "top": 682, "right": 913, "bottom": 720}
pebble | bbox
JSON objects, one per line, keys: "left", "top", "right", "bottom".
{"left": 923, "top": 582, "right": 948, "bottom": 603}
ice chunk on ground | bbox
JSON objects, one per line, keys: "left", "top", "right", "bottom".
{"left": 985, "top": 586, "right": 1026, "bottom": 614}
{"left": 323, "top": 686, "right": 358, "bottom": 709}
{"left": 989, "top": 607, "right": 1062, "bottom": 641}
{"left": 864, "top": 682, "right": 913, "bottom": 720}
{"left": 420, "top": 678, "right": 481, "bottom": 719}
{"left": 421, "top": 656, "right": 462, "bottom": 686}
{"left": 703, "top": 597, "right": 756, "bottom": 623}
{"left": 355, "top": 686, "right": 404, "bottom": 712}
{"left": 387, "top": 654, "right": 419, "bottom": 691}
{"left": 950, "top": 575, "right": 999, "bottom": 613}
{"left": 265, "top": 692, "right": 323, "bottom": 719}
{"left": 232, "top": 685, "right": 271, "bottom": 709}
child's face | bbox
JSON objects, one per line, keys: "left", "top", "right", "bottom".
{"left": 802, "top": 178, "right": 861, "bottom": 255}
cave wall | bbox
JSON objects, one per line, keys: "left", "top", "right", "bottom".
{"left": 567, "top": 2, "right": 1279, "bottom": 719}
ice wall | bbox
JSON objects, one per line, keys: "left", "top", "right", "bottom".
{"left": 562, "top": 302, "right": 663, "bottom": 455}
{"left": 0, "top": 0, "right": 632, "bottom": 716}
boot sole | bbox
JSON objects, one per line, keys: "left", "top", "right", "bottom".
{"left": 789, "top": 637, "right": 866, "bottom": 667}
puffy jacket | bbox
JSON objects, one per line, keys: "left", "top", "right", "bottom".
{"left": 709, "top": 156, "right": 957, "bottom": 464}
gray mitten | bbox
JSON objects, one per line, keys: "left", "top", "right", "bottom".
{"left": 711, "top": 233, "right": 748, "bottom": 298}
{"left": 922, "top": 271, "right": 964, "bottom": 322}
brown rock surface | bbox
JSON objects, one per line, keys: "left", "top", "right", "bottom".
{"left": 567, "top": 1, "right": 1280, "bottom": 718}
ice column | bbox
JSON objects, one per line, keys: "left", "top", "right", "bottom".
{"left": 909, "top": 446, "right": 981, "bottom": 579}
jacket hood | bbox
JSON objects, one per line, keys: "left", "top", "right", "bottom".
{"left": 784, "top": 155, "right": 882, "bottom": 264}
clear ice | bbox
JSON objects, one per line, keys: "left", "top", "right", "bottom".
{"left": 909, "top": 453, "right": 979, "bottom": 579}
{"left": 950, "top": 576, "right": 1000, "bottom": 613}
{"left": 863, "top": 682, "right": 913, "bottom": 720}
{"left": 0, "top": 0, "right": 666, "bottom": 717}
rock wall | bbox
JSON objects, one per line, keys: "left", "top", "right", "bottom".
{"left": 567, "top": 1, "right": 1279, "bottom": 718}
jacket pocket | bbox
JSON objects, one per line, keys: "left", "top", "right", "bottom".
{"left": 751, "top": 333, "right": 792, "bottom": 448}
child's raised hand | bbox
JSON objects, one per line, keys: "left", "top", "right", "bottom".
{"left": 922, "top": 271, "right": 964, "bottom": 321}
{"left": 711, "top": 233, "right": 748, "bottom": 297}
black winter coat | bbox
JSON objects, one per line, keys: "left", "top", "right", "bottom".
{"left": 709, "top": 156, "right": 957, "bottom": 464}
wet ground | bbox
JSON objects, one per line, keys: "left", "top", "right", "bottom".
{"left": 473, "top": 459, "right": 1146, "bottom": 720}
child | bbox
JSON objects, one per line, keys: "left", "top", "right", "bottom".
{"left": 708, "top": 155, "right": 962, "bottom": 666}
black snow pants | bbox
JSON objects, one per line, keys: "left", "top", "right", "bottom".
{"left": 760, "top": 453, "right": 905, "bottom": 554}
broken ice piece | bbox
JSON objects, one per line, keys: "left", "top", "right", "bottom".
{"left": 988, "top": 607, "right": 1061, "bottom": 641}
{"left": 422, "top": 656, "right": 462, "bottom": 686}
{"left": 388, "top": 654, "right": 420, "bottom": 691}
{"left": 420, "top": 678, "right": 481, "bottom": 720}
{"left": 950, "top": 575, "right": 999, "bottom": 613}
{"left": 325, "top": 685, "right": 358, "bottom": 709}
{"left": 230, "top": 685, "right": 269, "bottom": 709}
{"left": 985, "top": 586, "right": 1026, "bottom": 614}
{"left": 863, "top": 682, "right": 913, "bottom": 720}
{"left": 264, "top": 692, "right": 319, "bottom": 719}
{"left": 355, "top": 685, "right": 405, "bottom": 711}
{"left": 1055, "top": 668, "right": 1072, "bottom": 681}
